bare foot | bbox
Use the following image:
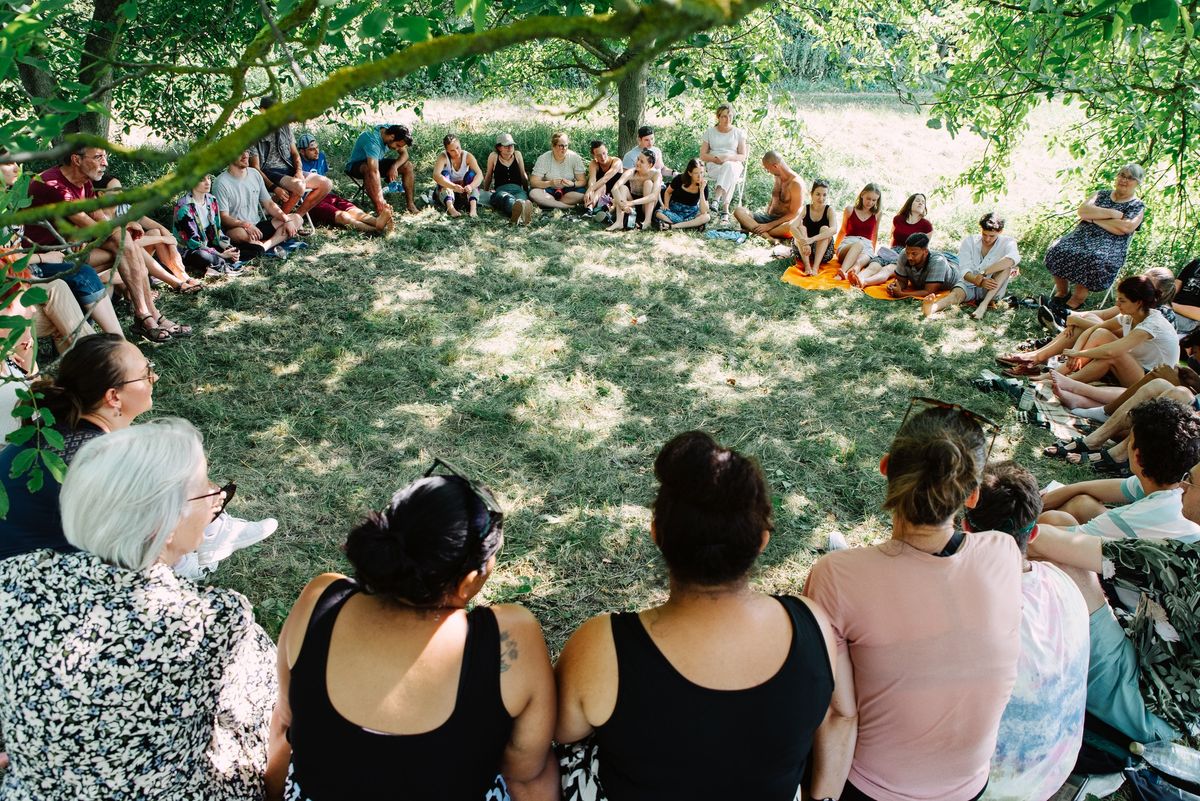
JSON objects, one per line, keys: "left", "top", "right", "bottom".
{"left": 605, "top": 220, "right": 623, "bottom": 232}
{"left": 405, "top": 203, "right": 418, "bottom": 214}
{"left": 921, "top": 296, "right": 939, "bottom": 318}
{"left": 447, "top": 205, "right": 461, "bottom": 218}
{"left": 971, "top": 306, "right": 988, "bottom": 321}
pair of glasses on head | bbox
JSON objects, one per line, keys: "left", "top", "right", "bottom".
{"left": 188, "top": 481, "right": 236, "bottom": 523}
{"left": 114, "top": 360, "right": 158, "bottom": 386}
{"left": 900, "top": 396, "right": 1001, "bottom": 458}
{"left": 424, "top": 458, "right": 504, "bottom": 540}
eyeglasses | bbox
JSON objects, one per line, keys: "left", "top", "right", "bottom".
{"left": 114, "top": 360, "right": 157, "bottom": 386}
{"left": 553, "top": 142, "right": 568, "bottom": 149}
{"left": 1182, "top": 470, "right": 1195, "bottom": 489}
{"left": 188, "top": 481, "right": 236, "bottom": 523}
{"left": 900, "top": 396, "right": 1001, "bottom": 458}
{"left": 423, "top": 457, "right": 504, "bottom": 542}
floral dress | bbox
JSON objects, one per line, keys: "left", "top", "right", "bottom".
{"left": 1045, "top": 189, "right": 1145, "bottom": 291}
{"left": 0, "top": 549, "right": 277, "bottom": 801}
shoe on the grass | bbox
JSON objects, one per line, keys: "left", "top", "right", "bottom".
{"left": 196, "top": 512, "right": 278, "bottom": 571}
{"left": 521, "top": 200, "right": 534, "bottom": 225}
{"left": 1037, "top": 303, "right": 1064, "bottom": 333}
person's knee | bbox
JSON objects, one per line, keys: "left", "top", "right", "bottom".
{"left": 1039, "top": 509, "right": 1079, "bottom": 526}
{"left": 1165, "top": 386, "right": 1194, "bottom": 405}
{"left": 400, "top": 161, "right": 414, "bottom": 177}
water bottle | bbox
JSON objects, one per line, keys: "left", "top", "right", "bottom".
{"left": 1132, "top": 741, "right": 1200, "bottom": 784}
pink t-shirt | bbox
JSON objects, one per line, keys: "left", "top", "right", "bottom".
{"left": 803, "top": 532, "right": 1022, "bottom": 801}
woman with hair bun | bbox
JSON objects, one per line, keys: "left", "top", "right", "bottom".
{"left": 805, "top": 401, "right": 1021, "bottom": 801}
{"left": 270, "top": 463, "right": 558, "bottom": 801}
{"left": 555, "top": 431, "right": 836, "bottom": 801}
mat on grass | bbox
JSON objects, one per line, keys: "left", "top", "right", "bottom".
{"left": 779, "top": 260, "right": 950, "bottom": 302}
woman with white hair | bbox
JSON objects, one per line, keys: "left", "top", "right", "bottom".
{"left": 0, "top": 418, "right": 278, "bottom": 800}
{"left": 700, "top": 103, "right": 748, "bottom": 222}
{"left": 1044, "top": 164, "right": 1146, "bottom": 318}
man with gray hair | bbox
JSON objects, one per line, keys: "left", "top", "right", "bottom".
{"left": 733, "top": 150, "right": 803, "bottom": 240}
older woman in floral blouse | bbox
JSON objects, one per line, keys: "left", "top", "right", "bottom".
{"left": 0, "top": 418, "right": 278, "bottom": 801}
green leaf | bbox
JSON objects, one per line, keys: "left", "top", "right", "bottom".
{"left": 5, "top": 425, "right": 36, "bottom": 446}
{"left": 359, "top": 9, "right": 389, "bottom": 38}
{"left": 473, "top": 0, "right": 487, "bottom": 31}
{"left": 0, "top": 483, "right": 8, "bottom": 520}
{"left": 927, "top": 117, "right": 943, "bottom": 129}
{"left": 19, "top": 285, "right": 47, "bottom": 307}
{"left": 39, "top": 427, "right": 64, "bottom": 450}
{"left": 117, "top": 0, "right": 138, "bottom": 20}
{"left": 328, "top": 2, "right": 365, "bottom": 31}
{"left": 24, "top": 465, "right": 41, "bottom": 494}
{"left": 40, "top": 450, "right": 66, "bottom": 483}
{"left": 1130, "top": 0, "right": 1154, "bottom": 26}
{"left": 38, "top": 407, "right": 55, "bottom": 427}
{"left": 9, "top": 447, "right": 36, "bottom": 479}
{"left": 454, "top": 0, "right": 472, "bottom": 15}
{"left": 667, "top": 79, "right": 687, "bottom": 99}
{"left": 395, "top": 15, "right": 430, "bottom": 41}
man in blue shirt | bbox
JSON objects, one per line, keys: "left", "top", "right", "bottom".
{"left": 346, "top": 124, "right": 417, "bottom": 218}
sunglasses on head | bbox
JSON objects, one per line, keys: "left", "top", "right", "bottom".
{"left": 423, "top": 458, "right": 504, "bottom": 541}
{"left": 900, "top": 396, "right": 1001, "bottom": 458}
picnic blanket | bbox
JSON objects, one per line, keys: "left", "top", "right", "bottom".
{"left": 779, "top": 260, "right": 950, "bottom": 302}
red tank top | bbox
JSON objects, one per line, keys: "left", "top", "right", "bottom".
{"left": 844, "top": 209, "right": 878, "bottom": 241}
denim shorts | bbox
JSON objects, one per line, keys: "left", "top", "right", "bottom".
{"left": 659, "top": 201, "right": 701, "bottom": 224}
{"left": 32, "top": 261, "right": 106, "bottom": 307}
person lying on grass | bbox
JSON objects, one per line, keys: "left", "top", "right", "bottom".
{"left": 883, "top": 233, "right": 960, "bottom": 299}
{"left": 1038, "top": 397, "right": 1200, "bottom": 541}
{"left": 297, "top": 136, "right": 392, "bottom": 234}
{"left": 1050, "top": 371, "right": 1200, "bottom": 474}
{"left": 922, "top": 213, "right": 1020, "bottom": 320}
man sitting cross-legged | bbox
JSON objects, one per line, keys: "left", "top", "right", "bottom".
{"left": 1038, "top": 397, "right": 1200, "bottom": 541}
{"left": 528, "top": 132, "right": 587, "bottom": 210}
{"left": 1029, "top": 465, "right": 1200, "bottom": 744}
{"left": 733, "top": 150, "right": 803, "bottom": 240}
{"left": 922, "top": 212, "right": 1020, "bottom": 320}
{"left": 885, "top": 232, "right": 962, "bottom": 299}
{"left": 966, "top": 462, "right": 1089, "bottom": 801}
{"left": 346, "top": 123, "right": 414, "bottom": 220}
{"left": 213, "top": 149, "right": 303, "bottom": 261}
{"left": 250, "top": 96, "right": 331, "bottom": 218}
{"left": 297, "top": 135, "right": 390, "bottom": 235}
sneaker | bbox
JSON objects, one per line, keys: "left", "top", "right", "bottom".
{"left": 826, "top": 531, "right": 850, "bottom": 551}
{"left": 197, "top": 512, "right": 278, "bottom": 569}
{"left": 592, "top": 208, "right": 608, "bottom": 223}
{"left": 1037, "top": 303, "right": 1064, "bottom": 333}
{"left": 266, "top": 246, "right": 289, "bottom": 260}
{"left": 173, "top": 552, "right": 205, "bottom": 580}
{"left": 386, "top": 180, "right": 406, "bottom": 194}
{"left": 223, "top": 260, "right": 245, "bottom": 275}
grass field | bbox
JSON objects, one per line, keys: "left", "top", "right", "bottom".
{"left": 138, "top": 94, "right": 1113, "bottom": 652}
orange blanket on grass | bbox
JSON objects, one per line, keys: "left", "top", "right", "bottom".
{"left": 779, "top": 259, "right": 949, "bottom": 301}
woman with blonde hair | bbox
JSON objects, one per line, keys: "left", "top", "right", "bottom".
{"left": 835, "top": 183, "right": 883, "bottom": 284}
{"left": 699, "top": 103, "right": 748, "bottom": 222}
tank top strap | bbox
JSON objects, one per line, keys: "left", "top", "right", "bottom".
{"left": 458, "top": 605, "right": 506, "bottom": 715}
{"left": 291, "top": 578, "right": 359, "bottom": 687}
{"left": 773, "top": 595, "right": 834, "bottom": 685}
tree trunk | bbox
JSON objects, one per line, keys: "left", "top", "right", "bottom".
{"left": 616, "top": 60, "right": 649, "bottom": 156}
{"left": 66, "top": 0, "right": 124, "bottom": 139}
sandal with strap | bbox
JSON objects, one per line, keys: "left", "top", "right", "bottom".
{"left": 1044, "top": 436, "right": 1090, "bottom": 459}
{"left": 176, "top": 278, "right": 203, "bottom": 294}
{"left": 132, "top": 314, "right": 171, "bottom": 343}
{"left": 156, "top": 315, "right": 192, "bottom": 338}
{"left": 1067, "top": 448, "right": 1126, "bottom": 472}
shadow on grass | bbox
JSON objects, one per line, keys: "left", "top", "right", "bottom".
{"left": 148, "top": 212, "right": 1090, "bottom": 648}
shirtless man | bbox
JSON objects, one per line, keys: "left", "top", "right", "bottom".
{"left": 733, "top": 151, "right": 803, "bottom": 239}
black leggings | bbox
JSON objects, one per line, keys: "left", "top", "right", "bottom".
{"left": 183, "top": 248, "right": 240, "bottom": 275}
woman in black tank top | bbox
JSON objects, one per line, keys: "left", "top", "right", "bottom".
{"left": 483, "top": 133, "right": 535, "bottom": 224}
{"left": 555, "top": 432, "right": 837, "bottom": 801}
{"left": 795, "top": 179, "right": 837, "bottom": 275}
{"left": 269, "top": 465, "right": 558, "bottom": 800}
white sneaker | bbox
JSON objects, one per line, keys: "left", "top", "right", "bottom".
{"left": 197, "top": 512, "right": 278, "bottom": 569}
{"left": 173, "top": 551, "right": 205, "bottom": 580}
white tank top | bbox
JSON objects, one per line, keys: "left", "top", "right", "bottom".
{"left": 446, "top": 149, "right": 470, "bottom": 181}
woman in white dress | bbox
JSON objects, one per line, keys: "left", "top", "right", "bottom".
{"left": 700, "top": 103, "right": 748, "bottom": 222}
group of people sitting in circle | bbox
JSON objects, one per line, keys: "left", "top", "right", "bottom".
{"left": 0, "top": 335, "right": 1197, "bottom": 801}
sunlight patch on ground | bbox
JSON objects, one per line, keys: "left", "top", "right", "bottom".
{"left": 390, "top": 402, "right": 453, "bottom": 431}
{"left": 684, "top": 352, "right": 771, "bottom": 405}
{"left": 929, "top": 315, "right": 1008, "bottom": 357}
{"left": 271, "top": 362, "right": 301, "bottom": 377}
{"left": 369, "top": 277, "right": 434, "bottom": 312}
{"left": 321, "top": 351, "right": 363, "bottom": 390}
{"left": 457, "top": 306, "right": 566, "bottom": 379}
{"left": 207, "top": 310, "right": 278, "bottom": 335}
{"left": 513, "top": 370, "right": 630, "bottom": 444}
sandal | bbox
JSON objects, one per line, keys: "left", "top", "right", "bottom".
{"left": 156, "top": 315, "right": 192, "bottom": 338}
{"left": 1002, "top": 363, "right": 1047, "bottom": 378}
{"left": 132, "top": 314, "right": 171, "bottom": 343}
{"left": 995, "top": 354, "right": 1032, "bottom": 367}
{"left": 659, "top": 220, "right": 673, "bottom": 231}
{"left": 1067, "top": 448, "right": 1126, "bottom": 471}
{"left": 1044, "top": 436, "right": 1089, "bottom": 459}
{"left": 176, "top": 278, "right": 203, "bottom": 294}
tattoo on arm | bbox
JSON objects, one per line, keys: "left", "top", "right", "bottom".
{"left": 499, "top": 629, "right": 519, "bottom": 673}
